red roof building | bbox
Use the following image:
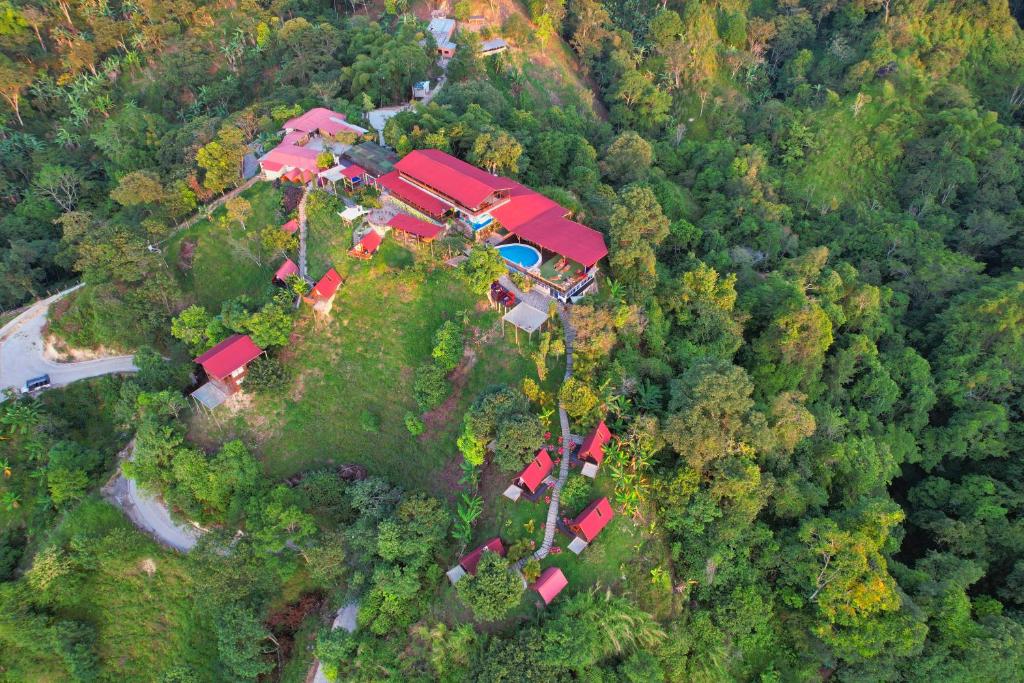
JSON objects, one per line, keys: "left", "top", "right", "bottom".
{"left": 459, "top": 537, "right": 506, "bottom": 575}
{"left": 570, "top": 497, "right": 614, "bottom": 542}
{"left": 341, "top": 164, "right": 366, "bottom": 180}
{"left": 311, "top": 268, "right": 342, "bottom": 299}
{"left": 194, "top": 334, "right": 263, "bottom": 386}
{"left": 282, "top": 219, "right": 299, "bottom": 234}
{"left": 395, "top": 149, "right": 513, "bottom": 211}
{"left": 579, "top": 421, "right": 612, "bottom": 465}
{"left": 284, "top": 107, "right": 367, "bottom": 137}
{"left": 515, "top": 449, "right": 554, "bottom": 493}
{"left": 274, "top": 258, "right": 298, "bottom": 283}
{"left": 532, "top": 567, "right": 568, "bottom": 605}
{"left": 377, "top": 171, "right": 451, "bottom": 219}
{"left": 349, "top": 230, "right": 382, "bottom": 259}
{"left": 387, "top": 213, "right": 444, "bottom": 242}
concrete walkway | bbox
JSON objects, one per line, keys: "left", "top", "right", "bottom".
{"left": 0, "top": 285, "right": 138, "bottom": 394}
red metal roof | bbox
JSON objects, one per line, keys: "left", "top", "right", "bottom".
{"left": 459, "top": 537, "right": 506, "bottom": 574}
{"left": 572, "top": 497, "right": 613, "bottom": 542}
{"left": 274, "top": 258, "right": 298, "bottom": 282}
{"left": 358, "top": 230, "right": 382, "bottom": 252}
{"left": 284, "top": 107, "right": 363, "bottom": 136}
{"left": 578, "top": 421, "right": 612, "bottom": 465}
{"left": 377, "top": 171, "right": 451, "bottom": 218}
{"left": 260, "top": 160, "right": 284, "bottom": 172}
{"left": 341, "top": 164, "right": 366, "bottom": 179}
{"left": 312, "top": 268, "right": 342, "bottom": 299}
{"left": 394, "top": 149, "right": 513, "bottom": 210}
{"left": 260, "top": 143, "right": 320, "bottom": 174}
{"left": 532, "top": 567, "right": 568, "bottom": 605}
{"left": 387, "top": 213, "right": 443, "bottom": 240}
{"left": 516, "top": 449, "right": 553, "bottom": 493}
{"left": 489, "top": 183, "right": 566, "bottom": 229}
{"left": 282, "top": 219, "right": 299, "bottom": 234}
{"left": 194, "top": 334, "right": 263, "bottom": 381}
{"left": 509, "top": 215, "right": 608, "bottom": 268}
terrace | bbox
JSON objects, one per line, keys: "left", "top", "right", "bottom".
{"left": 495, "top": 236, "right": 598, "bottom": 301}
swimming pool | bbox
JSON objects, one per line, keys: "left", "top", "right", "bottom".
{"left": 496, "top": 243, "right": 542, "bottom": 268}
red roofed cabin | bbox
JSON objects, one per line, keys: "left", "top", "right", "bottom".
{"left": 447, "top": 537, "right": 506, "bottom": 584}
{"left": 281, "top": 219, "right": 299, "bottom": 235}
{"left": 532, "top": 567, "right": 568, "bottom": 605}
{"left": 578, "top": 421, "right": 612, "bottom": 478}
{"left": 503, "top": 449, "right": 554, "bottom": 501}
{"left": 194, "top": 334, "right": 264, "bottom": 393}
{"left": 306, "top": 268, "right": 342, "bottom": 302}
{"left": 567, "top": 497, "right": 614, "bottom": 555}
{"left": 273, "top": 258, "right": 298, "bottom": 284}
{"left": 349, "top": 230, "right": 382, "bottom": 259}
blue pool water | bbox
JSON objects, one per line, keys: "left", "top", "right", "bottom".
{"left": 497, "top": 243, "right": 541, "bottom": 268}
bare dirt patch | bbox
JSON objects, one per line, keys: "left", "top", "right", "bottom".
{"left": 178, "top": 239, "right": 197, "bottom": 272}
{"left": 43, "top": 333, "right": 124, "bottom": 361}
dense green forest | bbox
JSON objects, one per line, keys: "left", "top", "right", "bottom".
{"left": 1, "top": 0, "right": 1023, "bottom": 680}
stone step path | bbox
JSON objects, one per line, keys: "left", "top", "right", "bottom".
{"left": 297, "top": 185, "right": 310, "bottom": 279}
{"left": 518, "top": 304, "right": 576, "bottom": 566}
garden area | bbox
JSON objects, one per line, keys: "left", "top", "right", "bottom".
{"left": 164, "top": 182, "right": 288, "bottom": 310}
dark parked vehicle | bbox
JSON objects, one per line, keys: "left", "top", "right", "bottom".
{"left": 24, "top": 374, "right": 51, "bottom": 392}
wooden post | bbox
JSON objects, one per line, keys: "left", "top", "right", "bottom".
{"left": 514, "top": 325, "right": 519, "bottom": 345}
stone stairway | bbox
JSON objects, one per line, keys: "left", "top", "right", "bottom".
{"left": 297, "top": 185, "right": 309, "bottom": 279}
{"left": 518, "top": 304, "right": 576, "bottom": 566}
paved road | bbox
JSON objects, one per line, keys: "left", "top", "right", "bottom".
{"left": 0, "top": 286, "right": 138, "bottom": 394}
{"left": 104, "top": 468, "right": 203, "bottom": 552}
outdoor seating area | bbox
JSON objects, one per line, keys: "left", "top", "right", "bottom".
{"left": 489, "top": 281, "right": 516, "bottom": 309}
{"left": 539, "top": 254, "right": 588, "bottom": 288}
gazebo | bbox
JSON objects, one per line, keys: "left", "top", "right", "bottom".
{"left": 501, "top": 302, "right": 548, "bottom": 344}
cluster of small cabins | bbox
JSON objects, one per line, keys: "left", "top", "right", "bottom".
{"left": 257, "top": 106, "right": 608, "bottom": 303}
{"left": 447, "top": 421, "right": 616, "bottom": 607}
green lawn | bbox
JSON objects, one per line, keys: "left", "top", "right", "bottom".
{"left": 165, "top": 182, "right": 286, "bottom": 310}
{"left": 188, "top": 242, "right": 543, "bottom": 493}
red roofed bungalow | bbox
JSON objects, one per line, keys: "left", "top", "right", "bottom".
{"left": 447, "top": 537, "right": 506, "bottom": 584}
{"left": 578, "top": 420, "right": 612, "bottom": 478}
{"left": 273, "top": 258, "right": 298, "bottom": 284}
{"left": 283, "top": 107, "right": 368, "bottom": 137}
{"left": 568, "top": 497, "right": 614, "bottom": 554}
{"left": 281, "top": 219, "right": 299, "bottom": 235}
{"left": 259, "top": 108, "right": 368, "bottom": 181}
{"left": 503, "top": 450, "right": 554, "bottom": 501}
{"left": 310, "top": 268, "right": 342, "bottom": 300}
{"left": 531, "top": 567, "right": 568, "bottom": 605}
{"left": 387, "top": 213, "right": 444, "bottom": 243}
{"left": 194, "top": 334, "right": 264, "bottom": 393}
{"left": 349, "top": 230, "right": 382, "bottom": 259}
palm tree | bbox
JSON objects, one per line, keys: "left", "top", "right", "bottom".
{"left": 2, "top": 402, "right": 41, "bottom": 435}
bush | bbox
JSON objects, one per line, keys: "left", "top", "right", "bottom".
{"left": 494, "top": 413, "right": 545, "bottom": 472}
{"left": 300, "top": 469, "right": 348, "bottom": 511}
{"left": 559, "top": 377, "right": 599, "bottom": 420}
{"left": 560, "top": 475, "right": 593, "bottom": 514}
{"left": 413, "top": 364, "right": 450, "bottom": 410}
{"left": 522, "top": 557, "right": 541, "bottom": 584}
{"left": 404, "top": 412, "right": 425, "bottom": 436}
{"left": 432, "top": 320, "right": 465, "bottom": 372}
{"left": 456, "top": 553, "right": 523, "bottom": 621}
{"left": 244, "top": 357, "right": 288, "bottom": 392}
{"left": 359, "top": 409, "right": 380, "bottom": 433}
{"left": 510, "top": 270, "right": 532, "bottom": 292}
